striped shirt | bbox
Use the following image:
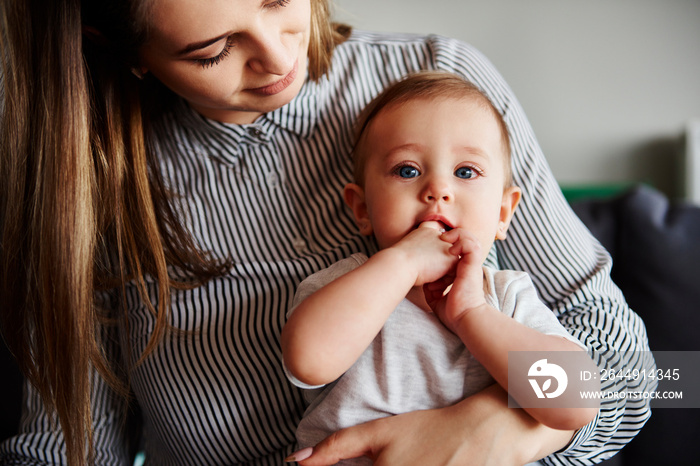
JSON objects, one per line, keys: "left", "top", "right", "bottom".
{"left": 0, "top": 30, "right": 653, "bottom": 465}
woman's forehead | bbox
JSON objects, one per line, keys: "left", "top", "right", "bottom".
{"left": 143, "top": 0, "right": 239, "bottom": 50}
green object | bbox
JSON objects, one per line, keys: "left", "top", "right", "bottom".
{"left": 560, "top": 183, "right": 636, "bottom": 203}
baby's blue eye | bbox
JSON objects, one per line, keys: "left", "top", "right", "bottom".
{"left": 455, "top": 167, "right": 476, "bottom": 179}
{"left": 397, "top": 166, "right": 420, "bottom": 178}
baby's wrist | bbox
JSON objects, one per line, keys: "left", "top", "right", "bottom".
{"left": 372, "top": 247, "right": 421, "bottom": 285}
{"left": 447, "top": 302, "right": 490, "bottom": 336}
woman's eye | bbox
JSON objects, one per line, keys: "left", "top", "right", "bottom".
{"left": 396, "top": 166, "right": 420, "bottom": 178}
{"left": 455, "top": 166, "right": 477, "bottom": 179}
{"left": 195, "top": 36, "right": 236, "bottom": 68}
{"left": 267, "top": 0, "right": 291, "bottom": 9}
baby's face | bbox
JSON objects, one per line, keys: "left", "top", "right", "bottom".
{"left": 359, "top": 96, "right": 517, "bottom": 260}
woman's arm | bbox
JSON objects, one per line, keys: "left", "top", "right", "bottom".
{"left": 291, "top": 383, "right": 575, "bottom": 466}
{"left": 282, "top": 224, "right": 456, "bottom": 386}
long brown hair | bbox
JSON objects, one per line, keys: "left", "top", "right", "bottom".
{"left": 0, "top": 0, "right": 348, "bottom": 464}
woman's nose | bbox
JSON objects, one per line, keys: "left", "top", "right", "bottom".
{"left": 247, "top": 29, "right": 294, "bottom": 75}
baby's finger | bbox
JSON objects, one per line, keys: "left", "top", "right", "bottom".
{"left": 439, "top": 228, "right": 461, "bottom": 243}
{"left": 450, "top": 232, "right": 481, "bottom": 257}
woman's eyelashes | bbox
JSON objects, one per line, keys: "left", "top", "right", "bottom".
{"left": 195, "top": 36, "right": 236, "bottom": 69}
{"left": 266, "top": 0, "right": 292, "bottom": 9}
{"left": 194, "top": 0, "right": 291, "bottom": 68}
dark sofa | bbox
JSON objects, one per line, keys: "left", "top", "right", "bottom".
{"left": 1, "top": 185, "right": 698, "bottom": 464}
{"left": 572, "top": 185, "right": 700, "bottom": 466}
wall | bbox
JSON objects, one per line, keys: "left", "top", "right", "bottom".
{"left": 332, "top": 0, "right": 700, "bottom": 197}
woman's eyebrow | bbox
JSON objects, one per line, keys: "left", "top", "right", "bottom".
{"left": 176, "top": 32, "right": 231, "bottom": 56}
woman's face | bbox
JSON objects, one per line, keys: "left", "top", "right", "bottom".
{"left": 139, "top": 0, "right": 311, "bottom": 124}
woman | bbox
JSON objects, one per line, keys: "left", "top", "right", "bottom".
{"left": 0, "top": 0, "right": 652, "bottom": 465}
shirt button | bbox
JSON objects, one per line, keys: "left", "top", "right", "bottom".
{"left": 292, "top": 237, "right": 308, "bottom": 254}
{"left": 267, "top": 172, "right": 280, "bottom": 188}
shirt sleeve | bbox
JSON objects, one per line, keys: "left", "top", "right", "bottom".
{"left": 427, "top": 35, "right": 655, "bottom": 464}
{"left": 488, "top": 268, "right": 587, "bottom": 351}
{"left": 288, "top": 253, "right": 368, "bottom": 312}
{"left": 283, "top": 253, "right": 368, "bottom": 390}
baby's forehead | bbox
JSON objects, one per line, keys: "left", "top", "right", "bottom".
{"left": 371, "top": 94, "right": 495, "bottom": 123}
{"left": 361, "top": 94, "right": 510, "bottom": 167}
{"left": 365, "top": 95, "right": 501, "bottom": 139}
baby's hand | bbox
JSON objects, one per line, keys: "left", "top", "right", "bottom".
{"left": 423, "top": 228, "right": 487, "bottom": 332}
{"left": 389, "top": 221, "right": 458, "bottom": 287}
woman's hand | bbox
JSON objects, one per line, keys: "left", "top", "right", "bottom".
{"left": 293, "top": 384, "right": 575, "bottom": 466}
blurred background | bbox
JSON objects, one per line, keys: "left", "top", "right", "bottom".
{"left": 333, "top": 0, "right": 700, "bottom": 201}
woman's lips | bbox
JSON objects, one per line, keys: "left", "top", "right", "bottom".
{"left": 248, "top": 61, "right": 299, "bottom": 96}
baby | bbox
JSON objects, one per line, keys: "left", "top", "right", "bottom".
{"left": 282, "top": 71, "right": 598, "bottom": 465}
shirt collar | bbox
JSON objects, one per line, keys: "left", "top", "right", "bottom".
{"left": 266, "top": 76, "right": 320, "bottom": 138}
{"left": 167, "top": 76, "right": 321, "bottom": 166}
{"left": 175, "top": 74, "right": 320, "bottom": 142}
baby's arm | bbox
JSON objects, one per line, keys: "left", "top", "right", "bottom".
{"left": 424, "top": 228, "right": 599, "bottom": 430}
{"left": 282, "top": 223, "right": 457, "bottom": 387}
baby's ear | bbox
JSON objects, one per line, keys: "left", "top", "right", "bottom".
{"left": 496, "top": 186, "right": 522, "bottom": 240}
{"left": 343, "top": 183, "right": 373, "bottom": 236}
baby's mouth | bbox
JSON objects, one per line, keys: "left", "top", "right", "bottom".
{"left": 415, "top": 220, "right": 453, "bottom": 232}
{"left": 435, "top": 221, "right": 453, "bottom": 232}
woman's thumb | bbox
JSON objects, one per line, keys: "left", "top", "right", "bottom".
{"left": 288, "top": 424, "right": 380, "bottom": 465}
